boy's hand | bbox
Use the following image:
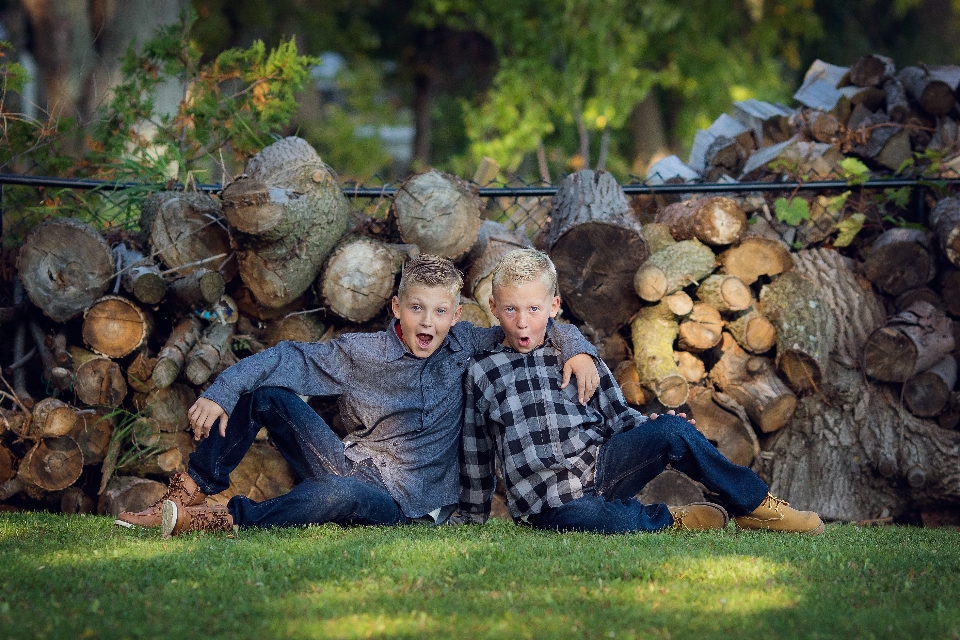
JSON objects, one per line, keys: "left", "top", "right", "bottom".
{"left": 649, "top": 409, "right": 696, "bottom": 426}
{"left": 561, "top": 353, "right": 600, "bottom": 405}
{"left": 188, "top": 397, "right": 229, "bottom": 440}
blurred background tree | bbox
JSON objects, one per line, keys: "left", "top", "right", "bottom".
{"left": 0, "top": 0, "right": 959, "bottom": 183}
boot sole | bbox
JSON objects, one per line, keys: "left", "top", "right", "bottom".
{"left": 160, "top": 499, "right": 179, "bottom": 539}
{"left": 113, "top": 519, "right": 136, "bottom": 529}
{"left": 734, "top": 521, "right": 826, "bottom": 534}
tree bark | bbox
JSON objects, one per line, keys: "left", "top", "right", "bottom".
{"left": 185, "top": 322, "right": 236, "bottom": 386}
{"left": 73, "top": 408, "right": 114, "bottom": 466}
{"left": 0, "top": 445, "right": 16, "bottom": 484}
{"left": 864, "top": 301, "right": 955, "bottom": 383}
{"left": 82, "top": 296, "right": 151, "bottom": 358}
{"left": 883, "top": 78, "right": 910, "bottom": 123}
{"left": 114, "top": 242, "right": 166, "bottom": 305}
{"left": 677, "top": 303, "right": 724, "bottom": 352}
{"left": 28, "top": 322, "right": 72, "bottom": 392}
{"left": 655, "top": 197, "right": 747, "bottom": 247}
{"left": 169, "top": 269, "right": 225, "bottom": 310}
{"left": 152, "top": 317, "right": 202, "bottom": 389}
{"left": 695, "top": 274, "right": 753, "bottom": 312}
{"left": 143, "top": 191, "right": 236, "bottom": 282}
{"left": 850, "top": 54, "right": 895, "bottom": 87}
{"left": 717, "top": 236, "right": 794, "bottom": 285}
{"left": 633, "top": 239, "right": 716, "bottom": 303}
{"left": 904, "top": 355, "right": 957, "bottom": 418}
{"left": 17, "top": 219, "right": 114, "bottom": 322}
{"left": 261, "top": 314, "right": 325, "bottom": 348}
{"left": 319, "top": 236, "right": 412, "bottom": 323}
{"left": 930, "top": 197, "right": 960, "bottom": 268}
{"left": 631, "top": 301, "right": 687, "bottom": 408}
{"left": 544, "top": 170, "right": 649, "bottom": 335}
{"left": 132, "top": 383, "right": 196, "bottom": 435}
{"left": 686, "top": 386, "right": 759, "bottom": 467}
{"left": 393, "top": 169, "right": 483, "bottom": 261}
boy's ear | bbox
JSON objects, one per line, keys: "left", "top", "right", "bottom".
{"left": 391, "top": 296, "right": 401, "bottom": 319}
{"left": 549, "top": 295, "right": 561, "bottom": 318}
{"left": 453, "top": 303, "right": 463, "bottom": 324}
{"left": 488, "top": 296, "right": 499, "bottom": 320}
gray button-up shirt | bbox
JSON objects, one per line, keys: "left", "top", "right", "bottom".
{"left": 202, "top": 318, "right": 595, "bottom": 519}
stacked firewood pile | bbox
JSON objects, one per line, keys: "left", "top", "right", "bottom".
{"left": 3, "top": 54, "right": 960, "bottom": 525}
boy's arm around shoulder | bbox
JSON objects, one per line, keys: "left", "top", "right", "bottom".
{"left": 549, "top": 321, "right": 601, "bottom": 405}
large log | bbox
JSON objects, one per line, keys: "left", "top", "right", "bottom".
{"left": 710, "top": 333, "right": 797, "bottom": 433}
{"left": 897, "top": 66, "right": 955, "bottom": 116}
{"left": 393, "top": 169, "right": 483, "bottom": 261}
{"left": 904, "top": 355, "right": 957, "bottom": 418}
{"left": 633, "top": 239, "right": 716, "bottom": 302}
{"left": 169, "top": 269, "right": 225, "bottom": 310}
{"left": 862, "top": 228, "right": 936, "bottom": 296}
{"left": 143, "top": 191, "right": 236, "bottom": 280}
{"left": 113, "top": 242, "right": 166, "bottom": 306}
{"left": 72, "top": 348, "right": 127, "bottom": 406}
{"left": 319, "top": 236, "right": 412, "bottom": 323}
{"left": 221, "top": 137, "right": 351, "bottom": 308}
{"left": 465, "top": 221, "right": 532, "bottom": 326}
{"left": 686, "top": 386, "right": 759, "bottom": 467}
{"left": 759, "top": 271, "right": 834, "bottom": 393}
{"left": 82, "top": 296, "right": 151, "bottom": 358}
{"left": 185, "top": 322, "right": 236, "bottom": 386}
{"left": 261, "top": 314, "right": 325, "bottom": 348}
{"left": 717, "top": 236, "right": 793, "bottom": 285}
{"left": 19, "top": 437, "right": 83, "bottom": 491}
{"left": 863, "top": 301, "right": 955, "bottom": 382}
{"left": 930, "top": 197, "right": 960, "bottom": 268}
{"left": 630, "top": 301, "right": 687, "bottom": 408}
{"left": 152, "top": 317, "right": 202, "bottom": 389}
{"left": 655, "top": 196, "right": 747, "bottom": 247}
{"left": 543, "top": 170, "right": 649, "bottom": 335}
{"left": 677, "top": 303, "right": 724, "bottom": 352}
{"left": 726, "top": 305, "right": 777, "bottom": 354}
{"left": 17, "top": 219, "right": 114, "bottom": 322}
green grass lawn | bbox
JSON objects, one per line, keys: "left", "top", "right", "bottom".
{"left": 2, "top": 514, "right": 959, "bottom": 640}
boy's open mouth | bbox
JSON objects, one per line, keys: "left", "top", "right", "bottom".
{"left": 416, "top": 333, "right": 434, "bottom": 350}
{"left": 517, "top": 336, "right": 531, "bottom": 348}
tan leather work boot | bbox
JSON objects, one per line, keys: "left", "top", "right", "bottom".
{"left": 734, "top": 493, "right": 825, "bottom": 534}
{"left": 668, "top": 503, "right": 729, "bottom": 531}
{"left": 161, "top": 500, "right": 234, "bottom": 538}
{"left": 114, "top": 472, "right": 207, "bottom": 529}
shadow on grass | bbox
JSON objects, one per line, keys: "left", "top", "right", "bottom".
{"left": 1, "top": 514, "right": 959, "bottom": 639}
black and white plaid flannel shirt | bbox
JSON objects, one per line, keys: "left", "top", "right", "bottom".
{"left": 458, "top": 337, "right": 649, "bottom": 522}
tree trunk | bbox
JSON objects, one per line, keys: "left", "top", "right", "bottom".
{"left": 631, "top": 301, "right": 687, "bottom": 408}
{"left": 169, "top": 269, "right": 225, "bottom": 310}
{"left": 685, "top": 386, "right": 759, "bottom": 467}
{"left": 319, "top": 237, "right": 413, "bottom": 323}
{"left": 17, "top": 219, "right": 114, "bottom": 322}
{"left": 717, "top": 236, "right": 794, "bottom": 285}
{"left": 633, "top": 239, "right": 716, "bottom": 303}
{"left": 655, "top": 197, "right": 747, "bottom": 247}
{"left": 185, "top": 322, "right": 236, "bottom": 386}
{"left": 207, "top": 443, "right": 296, "bottom": 505}
{"left": 759, "top": 271, "right": 834, "bottom": 393}
{"left": 97, "top": 475, "right": 167, "bottom": 517}
{"left": 261, "top": 314, "right": 325, "bottom": 348}
{"left": 726, "top": 305, "right": 777, "bottom": 354}
{"left": 114, "top": 242, "right": 166, "bottom": 305}
{"left": 904, "top": 355, "right": 957, "bottom": 418}
{"left": 930, "top": 197, "right": 960, "bottom": 268}
{"left": 898, "top": 66, "right": 956, "bottom": 116}
{"left": 850, "top": 54, "right": 895, "bottom": 87}
{"left": 152, "top": 317, "right": 202, "bottom": 389}
{"left": 82, "top": 296, "right": 151, "bottom": 358}
{"left": 677, "top": 303, "right": 723, "bottom": 352}
{"left": 695, "top": 274, "right": 753, "bottom": 312}
{"left": 863, "top": 301, "right": 955, "bottom": 382}
{"left": 142, "top": 191, "right": 236, "bottom": 282}
{"left": 74, "top": 353, "right": 127, "bottom": 406}
{"left": 393, "top": 169, "right": 483, "bottom": 262}
{"left": 544, "top": 170, "right": 649, "bottom": 335}
{"left": 710, "top": 333, "right": 797, "bottom": 433}
{"left": 464, "top": 221, "right": 532, "bottom": 325}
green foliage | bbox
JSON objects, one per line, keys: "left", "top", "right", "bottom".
{"left": 774, "top": 196, "right": 811, "bottom": 226}
{"left": 834, "top": 213, "right": 866, "bottom": 248}
{"left": 885, "top": 186, "right": 912, "bottom": 208}
{"left": 101, "top": 408, "right": 163, "bottom": 471}
{"left": 883, "top": 214, "right": 927, "bottom": 231}
{"left": 839, "top": 157, "right": 870, "bottom": 185}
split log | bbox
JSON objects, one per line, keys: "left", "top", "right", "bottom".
{"left": 718, "top": 236, "right": 793, "bottom": 285}
{"left": 73, "top": 408, "right": 114, "bottom": 466}
{"left": 29, "top": 397, "right": 78, "bottom": 439}
{"left": 741, "top": 137, "right": 844, "bottom": 179}
{"left": 665, "top": 291, "right": 694, "bottom": 317}
{"left": 169, "top": 269, "right": 225, "bottom": 310}
{"left": 221, "top": 137, "right": 350, "bottom": 308}
{"left": 695, "top": 274, "right": 753, "bottom": 312}
{"left": 208, "top": 444, "right": 296, "bottom": 505}
{"left": 19, "top": 437, "right": 83, "bottom": 491}
{"left": 686, "top": 386, "right": 759, "bottom": 467}
{"left": 17, "top": 219, "right": 114, "bottom": 322}
{"left": 97, "top": 476, "right": 167, "bottom": 517}
{"left": 633, "top": 239, "right": 716, "bottom": 302}
{"left": 898, "top": 66, "right": 955, "bottom": 116}
{"left": 631, "top": 301, "right": 687, "bottom": 408}
{"left": 143, "top": 191, "right": 235, "bottom": 281}
{"left": 613, "top": 360, "right": 648, "bottom": 406}
{"left": 883, "top": 78, "right": 910, "bottom": 123}
{"left": 261, "top": 314, "right": 324, "bottom": 347}
{"left": 465, "top": 221, "right": 532, "bottom": 326}
{"left": 72, "top": 348, "right": 128, "bottom": 406}
{"left": 319, "top": 236, "right": 413, "bottom": 323}
{"left": 27, "top": 323, "right": 71, "bottom": 392}
{"left": 185, "top": 322, "right": 236, "bottom": 386}
{"left": 688, "top": 114, "right": 753, "bottom": 179}
{"left": 904, "top": 355, "right": 957, "bottom": 418}
{"left": 645, "top": 156, "right": 700, "bottom": 184}
{"left": 863, "top": 301, "right": 954, "bottom": 382}
{"left": 675, "top": 351, "right": 705, "bottom": 384}
{"left": 799, "top": 110, "right": 843, "bottom": 144}
{"left": 793, "top": 60, "right": 852, "bottom": 119}
{"left": 82, "top": 296, "right": 151, "bottom": 358}
{"left": 393, "top": 169, "right": 483, "bottom": 261}
{"left": 759, "top": 271, "right": 834, "bottom": 392}
{"left": 726, "top": 306, "right": 777, "bottom": 354}
{"left": 861, "top": 228, "right": 936, "bottom": 296}
{"left": 152, "top": 317, "right": 202, "bottom": 389}
{"left": 850, "top": 54, "right": 895, "bottom": 88}
{"left": 113, "top": 242, "right": 166, "bottom": 306}
{"left": 930, "top": 197, "right": 960, "bottom": 267}
{"left": 677, "top": 303, "right": 723, "bottom": 352}
{"left": 655, "top": 196, "right": 747, "bottom": 247}
{"left": 544, "top": 170, "right": 649, "bottom": 335}
{"left": 733, "top": 99, "right": 793, "bottom": 146}
{"left": 459, "top": 298, "right": 490, "bottom": 328}
{"left": 710, "top": 333, "right": 797, "bottom": 433}
{"left": 0, "top": 445, "right": 16, "bottom": 484}
{"left": 126, "top": 349, "right": 157, "bottom": 393}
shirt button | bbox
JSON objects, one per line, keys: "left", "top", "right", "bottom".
{"left": 392, "top": 441, "right": 399, "bottom": 448}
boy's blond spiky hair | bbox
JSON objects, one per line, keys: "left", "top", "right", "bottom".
{"left": 398, "top": 254, "right": 463, "bottom": 302}
{"left": 492, "top": 248, "right": 558, "bottom": 296}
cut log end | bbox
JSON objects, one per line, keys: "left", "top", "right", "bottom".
{"left": 634, "top": 265, "right": 668, "bottom": 301}
{"left": 778, "top": 350, "right": 824, "bottom": 392}
{"left": 656, "top": 375, "right": 690, "bottom": 409}
{"left": 863, "top": 327, "right": 919, "bottom": 382}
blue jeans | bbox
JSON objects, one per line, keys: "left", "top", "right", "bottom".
{"left": 525, "top": 414, "right": 769, "bottom": 533}
{"left": 187, "top": 387, "right": 410, "bottom": 528}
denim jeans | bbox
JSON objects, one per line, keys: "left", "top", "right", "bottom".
{"left": 187, "top": 387, "right": 410, "bottom": 528}
{"left": 525, "top": 413, "right": 769, "bottom": 533}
